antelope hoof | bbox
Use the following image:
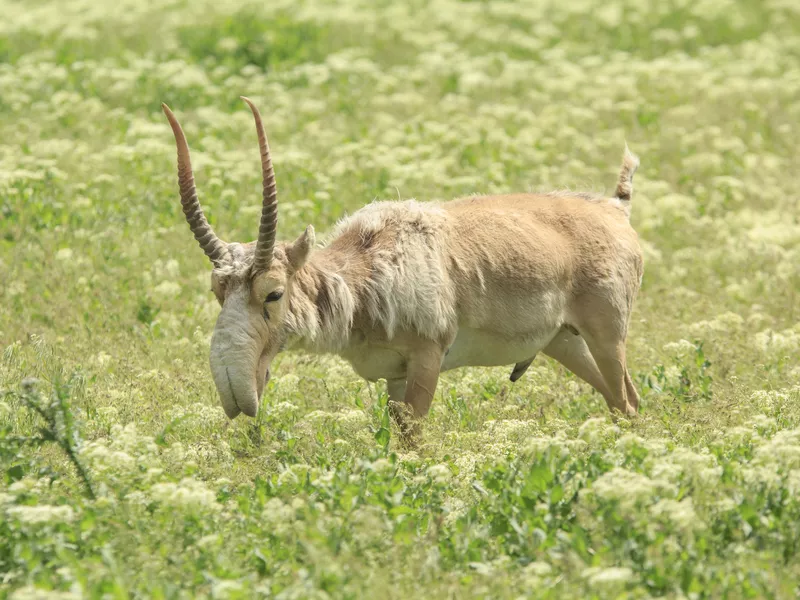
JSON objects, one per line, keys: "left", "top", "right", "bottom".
{"left": 510, "top": 356, "right": 535, "bottom": 382}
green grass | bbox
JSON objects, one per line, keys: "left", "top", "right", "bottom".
{"left": 2, "top": 0, "right": 800, "bottom": 597}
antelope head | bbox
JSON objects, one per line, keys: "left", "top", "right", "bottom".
{"left": 163, "top": 98, "right": 315, "bottom": 418}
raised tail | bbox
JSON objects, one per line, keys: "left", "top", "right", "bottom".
{"left": 614, "top": 145, "right": 639, "bottom": 203}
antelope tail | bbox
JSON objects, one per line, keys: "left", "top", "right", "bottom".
{"left": 614, "top": 145, "right": 639, "bottom": 204}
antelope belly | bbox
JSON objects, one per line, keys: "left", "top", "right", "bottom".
{"left": 440, "top": 327, "right": 558, "bottom": 372}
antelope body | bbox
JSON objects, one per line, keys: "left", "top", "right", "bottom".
{"left": 163, "top": 99, "right": 643, "bottom": 439}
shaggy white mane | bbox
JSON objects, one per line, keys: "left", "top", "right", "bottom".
{"left": 287, "top": 200, "right": 459, "bottom": 351}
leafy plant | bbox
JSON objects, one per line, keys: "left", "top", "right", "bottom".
{"left": 1, "top": 376, "right": 95, "bottom": 499}
{"left": 641, "top": 340, "right": 713, "bottom": 402}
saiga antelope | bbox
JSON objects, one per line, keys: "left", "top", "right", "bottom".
{"left": 162, "top": 98, "right": 643, "bottom": 441}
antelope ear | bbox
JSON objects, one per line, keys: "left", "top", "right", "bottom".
{"left": 286, "top": 225, "right": 315, "bottom": 272}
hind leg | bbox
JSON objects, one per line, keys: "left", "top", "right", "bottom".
{"left": 543, "top": 331, "right": 612, "bottom": 404}
{"left": 625, "top": 370, "right": 639, "bottom": 412}
{"left": 586, "top": 340, "right": 633, "bottom": 416}
{"left": 574, "top": 309, "right": 636, "bottom": 416}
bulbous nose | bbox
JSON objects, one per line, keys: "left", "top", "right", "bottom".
{"left": 209, "top": 292, "right": 270, "bottom": 419}
{"left": 239, "top": 399, "right": 258, "bottom": 418}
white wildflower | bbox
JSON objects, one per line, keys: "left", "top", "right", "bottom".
{"left": 616, "top": 433, "right": 646, "bottom": 453}
{"left": 216, "top": 37, "right": 239, "bottom": 53}
{"left": 9, "top": 478, "right": 39, "bottom": 494}
{"left": 749, "top": 414, "right": 777, "bottom": 435}
{"left": 427, "top": 464, "right": 452, "bottom": 484}
{"left": 651, "top": 448, "right": 721, "bottom": 486}
{"left": 150, "top": 478, "right": 218, "bottom": 510}
{"left": 525, "top": 561, "right": 553, "bottom": 577}
{"left": 93, "top": 352, "right": 111, "bottom": 367}
{"left": 578, "top": 417, "right": 619, "bottom": 445}
{"left": 262, "top": 497, "right": 295, "bottom": 535}
{"left": 582, "top": 566, "right": 633, "bottom": 586}
{"left": 662, "top": 339, "right": 696, "bottom": 357}
{"left": 153, "top": 280, "right": 182, "bottom": 300}
{"left": 124, "top": 491, "right": 148, "bottom": 506}
{"left": 368, "top": 458, "right": 394, "bottom": 475}
{"left": 7, "top": 504, "right": 76, "bottom": 524}
{"left": 10, "top": 586, "right": 83, "bottom": 600}
{"left": 55, "top": 248, "right": 74, "bottom": 261}
{"left": 650, "top": 498, "right": 704, "bottom": 532}
{"left": 211, "top": 580, "right": 243, "bottom": 598}
{"left": 336, "top": 409, "right": 370, "bottom": 428}
{"left": 7, "top": 280, "right": 26, "bottom": 297}
{"left": 749, "top": 390, "right": 790, "bottom": 412}
{"left": 689, "top": 312, "right": 744, "bottom": 337}
{"left": 266, "top": 401, "right": 299, "bottom": 418}
{"left": 197, "top": 534, "right": 221, "bottom": 549}
{"left": 755, "top": 329, "right": 800, "bottom": 354}
{"left": 753, "top": 429, "right": 800, "bottom": 468}
{"left": 590, "top": 468, "right": 673, "bottom": 510}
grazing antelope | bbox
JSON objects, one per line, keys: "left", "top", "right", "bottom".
{"left": 162, "top": 98, "right": 643, "bottom": 441}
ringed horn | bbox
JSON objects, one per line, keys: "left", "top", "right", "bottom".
{"left": 162, "top": 103, "right": 228, "bottom": 266}
{"left": 162, "top": 98, "right": 279, "bottom": 270}
{"left": 240, "top": 96, "right": 278, "bottom": 273}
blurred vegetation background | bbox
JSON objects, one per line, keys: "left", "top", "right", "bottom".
{"left": 1, "top": 0, "right": 800, "bottom": 597}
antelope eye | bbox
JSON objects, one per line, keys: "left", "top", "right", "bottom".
{"left": 265, "top": 290, "right": 284, "bottom": 303}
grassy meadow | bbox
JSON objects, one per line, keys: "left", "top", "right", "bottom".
{"left": 2, "top": 0, "right": 800, "bottom": 597}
